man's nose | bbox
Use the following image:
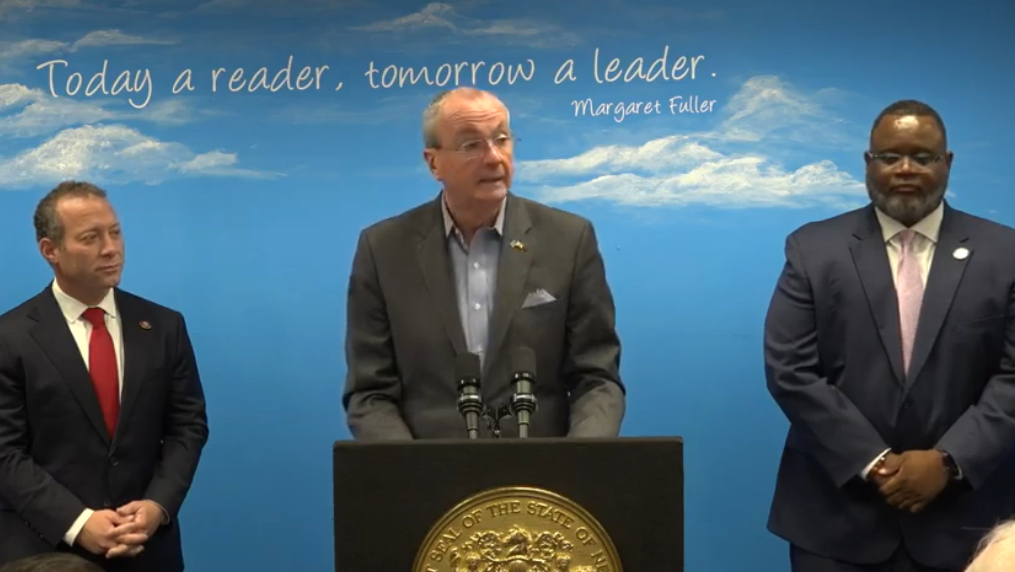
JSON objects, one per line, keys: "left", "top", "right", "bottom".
{"left": 895, "top": 155, "right": 920, "bottom": 175}
{"left": 100, "top": 236, "right": 120, "bottom": 255}
{"left": 482, "top": 143, "right": 504, "bottom": 164}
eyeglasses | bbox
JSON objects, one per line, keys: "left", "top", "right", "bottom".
{"left": 868, "top": 151, "right": 944, "bottom": 167}
{"left": 437, "top": 134, "right": 519, "bottom": 159}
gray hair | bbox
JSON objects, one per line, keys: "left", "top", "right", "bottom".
{"left": 0, "top": 552, "right": 104, "bottom": 572}
{"left": 965, "top": 519, "right": 1015, "bottom": 572}
{"left": 33, "top": 180, "right": 108, "bottom": 244}
{"left": 422, "top": 90, "right": 455, "bottom": 148}
{"left": 421, "top": 87, "right": 510, "bottom": 148}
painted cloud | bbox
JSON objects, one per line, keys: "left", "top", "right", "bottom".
{"left": 0, "top": 83, "right": 274, "bottom": 189}
{"left": 351, "top": 2, "right": 580, "bottom": 49}
{"left": 0, "top": 124, "right": 274, "bottom": 188}
{"left": 518, "top": 75, "right": 869, "bottom": 209}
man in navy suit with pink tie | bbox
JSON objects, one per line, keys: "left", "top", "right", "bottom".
{"left": 764, "top": 100, "right": 1015, "bottom": 572}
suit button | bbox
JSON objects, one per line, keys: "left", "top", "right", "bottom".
{"left": 109, "top": 457, "right": 119, "bottom": 467}
{"left": 103, "top": 499, "right": 112, "bottom": 508}
{"left": 902, "top": 399, "right": 913, "bottom": 409}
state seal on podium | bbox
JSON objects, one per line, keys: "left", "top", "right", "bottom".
{"left": 413, "top": 486, "right": 623, "bottom": 572}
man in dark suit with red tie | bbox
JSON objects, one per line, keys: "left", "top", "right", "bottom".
{"left": 0, "top": 181, "right": 209, "bottom": 571}
{"left": 764, "top": 100, "right": 1015, "bottom": 572}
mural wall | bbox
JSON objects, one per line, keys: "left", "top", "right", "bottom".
{"left": 1, "top": 0, "right": 1012, "bottom": 570}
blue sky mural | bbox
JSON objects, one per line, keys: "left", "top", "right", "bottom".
{"left": 2, "top": 0, "right": 1009, "bottom": 219}
{"left": 1, "top": 1, "right": 1013, "bottom": 571}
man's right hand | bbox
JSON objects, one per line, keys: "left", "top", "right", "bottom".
{"left": 76, "top": 509, "right": 149, "bottom": 558}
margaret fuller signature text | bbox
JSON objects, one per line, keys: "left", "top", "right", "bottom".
{"left": 571, "top": 95, "right": 717, "bottom": 123}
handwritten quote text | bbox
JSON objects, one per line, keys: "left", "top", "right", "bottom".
{"left": 35, "top": 45, "right": 718, "bottom": 122}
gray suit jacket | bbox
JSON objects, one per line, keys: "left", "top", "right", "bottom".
{"left": 342, "top": 193, "right": 625, "bottom": 440}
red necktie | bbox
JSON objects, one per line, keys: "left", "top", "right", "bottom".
{"left": 82, "top": 308, "right": 119, "bottom": 436}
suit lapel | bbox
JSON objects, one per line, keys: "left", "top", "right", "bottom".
{"left": 849, "top": 208, "right": 906, "bottom": 385}
{"left": 417, "top": 198, "right": 468, "bottom": 355}
{"left": 485, "top": 196, "right": 535, "bottom": 371}
{"left": 28, "top": 289, "right": 111, "bottom": 445}
{"left": 906, "top": 206, "right": 971, "bottom": 385}
{"left": 113, "top": 290, "right": 153, "bottom": 444}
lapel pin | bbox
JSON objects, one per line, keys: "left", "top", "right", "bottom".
{"left": 952, "top": 247, "right": 969, "bottom": 260}
{"left": 139, "top": 320, "right": 151, "bottom": 330}
{"left": 510, "top": 239, "right": 526, "bottom": 252}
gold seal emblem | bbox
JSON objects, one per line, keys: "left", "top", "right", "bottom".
{"left": 413, "top": 486, "right": 623, "bottom": 572}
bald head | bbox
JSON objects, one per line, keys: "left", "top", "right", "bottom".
{"left": 966, "top": 520, "right": 1015, "bottom": 572}
{"left": 422, "top": 87, "right": 508, "bottom": 148}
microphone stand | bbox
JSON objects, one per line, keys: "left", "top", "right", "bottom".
{"left": 510, "top": 380, "right": 537, "bottom": 439}
{"left": 457, "top": 379, "right": 484, "bottom": 440}
{"left": 483, "top": 405, "right": 511, "bottom": 439}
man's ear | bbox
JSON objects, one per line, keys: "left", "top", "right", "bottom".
{"left": 39, "top": 238, "right": 58, "bottom": 264}
{"left": 423, "top": 150, "right": 439, "bottom": 178}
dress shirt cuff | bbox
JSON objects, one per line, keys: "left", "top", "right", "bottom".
{"left": 63, "top": 508, "right": 93, "bottom": 546}
{"left": 147, "top": 499, "right": 170, "bottom": 525}
{"left": 860, "top": 448, "right": 892, "bottom": 480}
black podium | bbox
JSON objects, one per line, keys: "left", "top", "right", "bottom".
{"left": 333, "top": 437, "right": 683, "bottom": 571}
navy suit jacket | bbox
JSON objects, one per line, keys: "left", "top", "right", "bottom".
{"left": 764, "top": 202, "right": 1015, "bottom": 570}
{"left": 0, "top": 286, "right": 209, "bottom": 572}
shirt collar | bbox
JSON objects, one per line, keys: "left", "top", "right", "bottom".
{"left": 442, "top": 193, "right": 506, "bottom": 238}
{"left": 874, "top": 200, "right": 944, "bottom": 245}
{"left": 51, "top": 280, "right": 118, "bottom": 323}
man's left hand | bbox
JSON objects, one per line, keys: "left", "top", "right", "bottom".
{"left": 106, "top": 500, "right": 166, "bottom": 558}
{"left": 877, "top": 450, "right": 950, "bottom": 513}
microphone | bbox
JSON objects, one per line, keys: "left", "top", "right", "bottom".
{"left": 455, "top": 352, "right": 484, "bottom": 439}
{"left": 510, "top": 346, "right": 537, "bottom": 438}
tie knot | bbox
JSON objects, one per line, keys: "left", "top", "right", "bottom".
{"left": 81, "top": 307, "right": 106, "bottom": 327}
{"left": 898, "top": 229, "right": 918, "bottom": 249}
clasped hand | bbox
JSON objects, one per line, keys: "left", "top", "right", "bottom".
{"left": 78, "top": 500, "right": 164, "bottom": 559}
{"left": 869, "top": 450, "right": 950, "bottom": 513}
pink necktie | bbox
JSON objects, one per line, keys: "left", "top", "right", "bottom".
{"left": 896, "top": 229, "right": 924, "bottom": 375}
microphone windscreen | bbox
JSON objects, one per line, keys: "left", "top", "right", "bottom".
{"left": 455, "top": 352, "right": 482, "bottom": 381}
{"left": 511, "top": 346, "right": 536, "bottom": 378}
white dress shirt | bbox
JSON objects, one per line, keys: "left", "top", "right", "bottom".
{"left": 50, "top": 281, "right": 124, "bottom": 546}
{"left": 860, "top": 202, "right": 943, "bottom": 479}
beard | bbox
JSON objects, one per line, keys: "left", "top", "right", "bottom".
{"left": 866, "top": 177, "right": 947, "bottom": 228}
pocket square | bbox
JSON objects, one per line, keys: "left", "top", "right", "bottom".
{"left": 522, "top": 288, "right": 556, "bottom": 308}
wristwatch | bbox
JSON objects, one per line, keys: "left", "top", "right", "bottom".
{"left": 938, "top": 450, "right": 961, "bottom": 481}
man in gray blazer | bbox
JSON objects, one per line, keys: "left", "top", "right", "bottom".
{"left": 342, "top": 87, "right": 626, "bottom": 440}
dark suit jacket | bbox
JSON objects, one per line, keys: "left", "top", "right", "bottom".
{"left": 0, "top": 286, "right": 209, "bottom": 572}
{"left": 342, "top": 193, "right": 626, "bottom": 439}
{"left": 764, "top": 202, "right": 1015, "bottom": 570}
